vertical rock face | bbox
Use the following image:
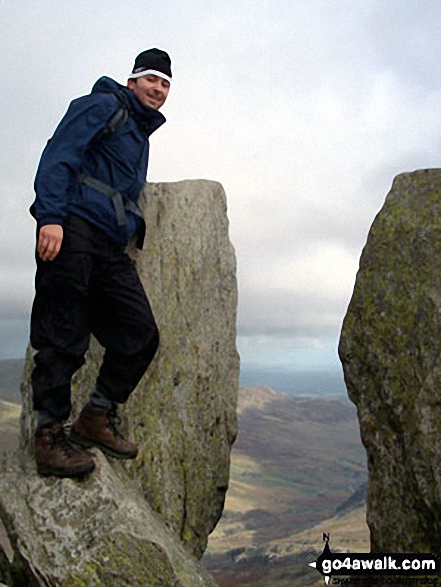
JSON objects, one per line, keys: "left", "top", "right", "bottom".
{"left": 339, "top": 169, "right": 441, "bottom": 553}
{"left": 10, "top": 179, "right": 239, "bottom": 584}
{"left": 133, "top": 180, "right": 239, "bottom": 556}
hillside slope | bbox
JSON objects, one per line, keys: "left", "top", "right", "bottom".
{"left": 204, "top": 386, "right": 369, "bottom": 586}
{"left": 0, "top": 359, "right": 23, "bottom": 403}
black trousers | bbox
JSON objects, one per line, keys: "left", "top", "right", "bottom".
{"left": 30, "top": 214, "right": 159, "bottom": 422}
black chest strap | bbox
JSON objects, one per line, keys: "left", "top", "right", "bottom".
{"left": 77, "top": 173, "right": 145, "bottom": 249}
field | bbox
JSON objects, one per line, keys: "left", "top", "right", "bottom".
{"left": 203, "top": 387, "right": 369, "bottom": 586}
{"left": 0, "top": 400, "right": 20, "bottom": 453}
{"left": 207, "top": 387, "right": 367, "bottom": 548}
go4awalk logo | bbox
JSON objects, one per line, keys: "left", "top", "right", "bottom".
{"left": 308, "top": 534, "right": 441, "bottom": 585}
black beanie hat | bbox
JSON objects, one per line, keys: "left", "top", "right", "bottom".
{"left": 128, "top": 48, "right": 172, "bottom": 82}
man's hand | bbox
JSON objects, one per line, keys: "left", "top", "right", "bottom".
{"left": 37, "top": 224, "right": 64, "bottom": 261}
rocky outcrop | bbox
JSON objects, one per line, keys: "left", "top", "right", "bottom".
{"left": 2, "top": 180, "right": 239, "bottom": 585}
{"left": 339, "top": 169, "right": 441, "bottom": 553}
{"left": 0, "top": 451, "right": 218, "bottom": 587}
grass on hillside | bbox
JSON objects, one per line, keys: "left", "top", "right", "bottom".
{"left": 207, "top": 389, "right": 367, "bottom": 554}
{"left": 0, "top": 400, "right": 20, "bottom": 452}
{"left": 204, "top": 506, "right": 369, "bottom": 587}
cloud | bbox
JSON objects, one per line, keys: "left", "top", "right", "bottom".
{"left": 238, "top": 244, "right": 358, "bottom": 337}
{"left": 1, "top": 0, "right": 440, "bottom": 365}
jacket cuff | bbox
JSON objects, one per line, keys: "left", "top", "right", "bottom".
{"left": 37, "top": 217, "right": 66, "bottom": 228}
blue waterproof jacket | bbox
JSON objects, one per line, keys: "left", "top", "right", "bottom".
{"left": 30, "top": 76, "right": 166, "bottom": 246}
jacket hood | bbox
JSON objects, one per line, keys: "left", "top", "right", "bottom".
{"left": 91, "top": 76, "right": 166, "bottom": 135}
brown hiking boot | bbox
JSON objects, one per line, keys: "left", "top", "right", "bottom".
{"left": 35, "top": 422, "right": 95, "bottom": 478}
{"left": 70, "top": 404, "right": 138, "bottom": 460}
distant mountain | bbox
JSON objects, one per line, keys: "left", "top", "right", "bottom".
{"left": 203, "top": 386, "right": 369, "bottom": 586}
{"left": 0, "top": 400, "right": 20, "bottom": 452}
{"left": 239, "top": 367, "right": 347, "bottom": 397}
{"left": 0, "top": 359, "right": 23, "bottom": 452}
{"left": 0, "top": 359, "right": 24, "bottom": 403}
{"left": 0, "top": 360, "right": 348, "bottom": 402}
{"left": 205, "top": 505, "right": 369, "bottom": 587}
{"left": 215, "top": 386, "right": 367, "bottom": 543}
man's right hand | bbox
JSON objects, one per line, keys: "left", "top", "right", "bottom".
{"left": 37, "top": 225, "right": 64, "bottom": 261}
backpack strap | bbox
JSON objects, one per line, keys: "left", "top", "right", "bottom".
{"left": 77, "top": 173, "right": 126, "bottom": 225}
{"left": 76, "top": 173, "right": 146, "bottom": 249}
{"left": 92, "top": 92, "right": 130, "bottom": 144}
{"left": 77, "top": 91, "right": 146, "bottom": 249}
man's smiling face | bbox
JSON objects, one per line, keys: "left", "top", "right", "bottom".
{"left": 127, "top": 74, "right": 170, "bottom": 110}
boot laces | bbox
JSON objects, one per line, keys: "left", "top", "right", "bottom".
{"left": 107, "top": 408, "right": 124, "bottom": 439}
{"left": 50, "top": 426, "right": 75, "bottom": 457}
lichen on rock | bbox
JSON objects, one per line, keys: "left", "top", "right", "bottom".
{"left": 0, "top": 451, "right": 217, "bottom": 586}
{"left": 339, "top": 169, "right": 441, "bottom": 553}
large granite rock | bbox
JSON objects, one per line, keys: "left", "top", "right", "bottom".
{"left": 0, "top": 451, "right": 218, "bottom": 587}
{"left": 339, "top": 169, "right": 441, "bottom": 553}
{"left": 4, "top": 179, "right": 239, "bottom": 584}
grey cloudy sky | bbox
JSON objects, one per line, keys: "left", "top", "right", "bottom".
{"left": 1, "top": 0, "right": 441, "bottom": 371}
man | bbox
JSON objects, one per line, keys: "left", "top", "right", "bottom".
{"left": 29, "top": 48, "right": 171, "bottom": 478}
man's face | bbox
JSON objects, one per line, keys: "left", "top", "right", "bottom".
{"left": 127, "top": 74, "right": 170, "bottom": 110}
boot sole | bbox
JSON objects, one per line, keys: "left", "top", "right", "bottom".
{"left": 37, "top": 462, "right": 95, "bottom": 478}
{"left": 70, "top": 430, "right": 138, "bottom": 460}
